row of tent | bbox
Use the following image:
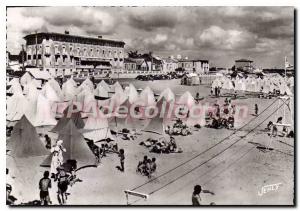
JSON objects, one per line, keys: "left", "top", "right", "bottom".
{"left": 7, "top": 77, "right": 202, "bottom": 126}
{"left": 211, "top": 75, "right": 293, "bottom": 96}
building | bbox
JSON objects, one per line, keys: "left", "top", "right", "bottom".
{"left": 23, "top": 31, "right": 125, "bottom": 77}
{"left": 124, "top": 58, "right": 137, "bottom": 71}
{"left": 235, "top": 59, "right": 253, "bottom": 72}
{"left": 162, "top": 58, "right": 178, "bottom": 72}
{"left": 178, "top": 59, "right": 209, "bottom": 74}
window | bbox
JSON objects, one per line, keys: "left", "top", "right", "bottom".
{"left": 27, "top": 55, "right": 31, "bottom": 60}
{"left": 33, "top": 54, "right": 36, "bottom": 59}
{"left": 37, "top": 54, "right": 42, "bottom": 59}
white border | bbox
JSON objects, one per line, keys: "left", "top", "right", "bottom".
{"left": 0, "top": 0, "right": 299, "bottom": 211}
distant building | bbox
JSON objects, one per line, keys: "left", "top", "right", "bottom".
{"left": 162, "top": 58, "right": 178, "bottom": 72}
{"left": 124, "top": 58, "right": 137, "bottom": 71}
{"left": 235, "top": 59, "right": 253, "bottom": 72}
{"left": 23, "top": 31, "right": 125, "bottom": 77}
{"left": 178, "top": 59, "right": 209, "bottom": 74}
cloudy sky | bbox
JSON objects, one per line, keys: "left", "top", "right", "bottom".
{"left": 7, "top": 6, "right": 294, "bottom": 68}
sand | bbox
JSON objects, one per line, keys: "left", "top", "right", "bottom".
{"left": 6, "top": 79, "right": 294, "bottom": 205}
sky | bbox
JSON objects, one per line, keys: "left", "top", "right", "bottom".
{"left": 6, "top": 6, "right": 294, "bottom": 68}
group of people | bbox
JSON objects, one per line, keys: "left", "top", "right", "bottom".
{"left": 266, "top": 117, "right": 294, "bottom": 138}
{"left": 165, "top": 119, "right": 192, "bottom": 136}
{"left": 87, "top": 139, "right": 119, "bottom": 166}
{"left": 136, "top": 156, "right": 157, "bottom": 178}
{"left": 207, "top": 98, "right": 235, "bottom": 129}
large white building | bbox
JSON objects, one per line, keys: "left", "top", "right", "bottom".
{"left": 24, "top": 31, "right": 125, "bottom": 77}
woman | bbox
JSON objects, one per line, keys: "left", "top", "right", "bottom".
{"left": 50, "top": 140, "right": 66, "bottom": 178}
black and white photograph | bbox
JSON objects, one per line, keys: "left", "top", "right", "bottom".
{"left": 5, "top": 6, "right": 295, "bottom": 206}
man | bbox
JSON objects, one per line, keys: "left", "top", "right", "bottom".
{"left": 39, "top": 171, "right": 52, "bottom": 205}
{"left": 150, "top": 157, "right": 157, "bottom": 177}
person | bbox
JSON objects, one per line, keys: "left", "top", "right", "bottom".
{"left": 50, "top": 140, "right": 66, "bottom": 178}
{"left": 137, "top": 156, "right": 148, "bottom": 174}
{"left": 210, "top": 88, "right": 213, "bottom": 96}
{"left": 255, "top": 104, "right": 258, "bottom": 116}
{"left": 39, "top": 171, "right": 52, "bottom": 205}
{"left": 44, "top": 135, "right": 51, "bottom": 150}
{"left": 192, "top": 185, "right": 202, "bottom": 205}
{"left": 150, "top": 158, "right": 157, "bottom": 175}
{"left": 56, "top": 166, "right": 69, "bottom": 205}
{"left": 118, "top": 149, "right": 125, "bottom": 172}
{"left": 93, "top": 146, "right": 101, "bottom": 165}
{"left": 196, "top": 92, "right": 200, "bottom": 103}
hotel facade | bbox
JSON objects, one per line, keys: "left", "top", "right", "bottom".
{"left": 24, "top": 32, "right": 125, "bottom": 77}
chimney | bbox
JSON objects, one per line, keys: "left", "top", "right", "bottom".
{"left": 98, "top": 35, "right": 102, "bottom": 39}
{"left": 65, "top": 30, "right": 70, "bottom": 35}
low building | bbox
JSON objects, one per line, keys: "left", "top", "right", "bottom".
{"left": 162, "top": 58, "right": 178, "bottom": 72}
{"left": 181, "top": 73, "right": 200, "bottom": 86}
{"left": 235, "top": 59, "right": 253, "bottom": 72}
{"left": 124, "top": 58, "right": 137, "bottom": 71}
{"left": 178, "top": 59, "right": 209, "bottom": 74}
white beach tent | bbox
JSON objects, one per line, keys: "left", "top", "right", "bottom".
{"left": 94, "top": 84, "right": 109, "bottom": 98}
{"left": 78, "top": 78, "right": 94, "bottom": 93}
{"left": 111, "top": 81, "right": 123, "bottom": 94}
{"left": 7, "top": 92, "right": 29, "bottom": 121}
{"left": 32, "top": 94, "right": 57, "bottom": 126}
{"left": 176, "top": 91, "right": 195, "bottom": 108}
{"left": 62, "top": 78, "right": 78, "bottom": 101}
{"left": 98, "top": 80, "right": 111, "bottom": 92}
{"left": 82, "top": 113, "right": 114, "bottom": 143}
{"left": 76, "top": 88, "right": 96, "bottom": 113}
{"left": 48, "top": 78, "right": 63, "bottom": 98}
{"left": 138, "top": 86, "right": 156, "bottom": 106}
{"left": 7, "top": 79, "right": 23, "bottom": 95}
{"left": 41, "top": 82, "right": 62, "bottom": 102}
{"left": 124, "top": 83, "right": 139, "bottom": 104}
{"left": 20, "top": 72, "right": 33, "bottom": 87}
{"left": 157, "top": 88, "right": 175, "bottom": 102}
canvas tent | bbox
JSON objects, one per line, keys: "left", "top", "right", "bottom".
{"left": 82, "top": 114, "right": 114, "bottom": 143}
{"left": 176, "top": 91, "right": 195, "bottom": 108}
{"left": 7, "top": 115, "right": 48, "bottom": 158}
{"left": 94, "top": 84, "right": 109, "bottom": 99}
{"left": 7, "top": 92, "right": 29, "bottom": 121}
{"left": 138, "top": 86, "right": 156, "bottom": 106}
{"left": 98, "top": 80, "right": 111, "bottom": 92}
{"left": 41, "top": 120, "right": 95, "bottom": 166}
{"left": 181, "top": 73, "right": 200, "bottom": 86}
{"left": 124, "top": 84, "right": 139, "bottom": 104}
{"left": 62, "top": 79, "right": 78, "bottom": 101}
{"left": 111, "top": 81, "right": 123, "bottom": 94}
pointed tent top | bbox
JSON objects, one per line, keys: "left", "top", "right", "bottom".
{"left": 57, "top": 120, "right": 95, "bottom": 162}
{"left": 158, "top": 88, "right": 175, "bottom": 102}
{"left": 111, "top": 81, "right": 123, "bottom": 94}
{"left": 8, "top": 115, "right": 48, "bottom": 158}
{"left": 98, "top": 80, "right": 111, "bottom": 92}
{"left": 41, "top": 82, "right": 62, "bottom": 102}
{"left": 177, "top": 91, "right": 195, "bottom": 107}
{"left": 125, "top": 84, "right": 139, "bottom": 104}
{"left": 94, "top": 84, "right": 109, "bottom": 98}
{"left": 138, "top": 86, "right": 156, "bottom": 106}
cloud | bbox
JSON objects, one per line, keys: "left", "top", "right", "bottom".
{"left": 198, "top": 26, "right": 257, "bottom": 50}
{"left": 6, "top": 6, "right": 294, "bottom": 68}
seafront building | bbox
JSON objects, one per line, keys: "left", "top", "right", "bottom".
{"left": 23, "top": 31, "right": 125, "bottom": 77}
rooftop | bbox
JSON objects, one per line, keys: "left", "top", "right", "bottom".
{"left": 23, "top": 32, "right": 125, "bottom": 46}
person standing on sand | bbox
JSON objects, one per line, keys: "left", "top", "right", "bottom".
{"left": 50, "top": 140, "right": 66, "bottom": 178}
{"left": 255, "top": 104, "right": 258, "bottom": 116}
{"left": 39, "top": 171, "right": 52, "bottom": 205}
{"left": 118, "top": 149, "right": 125, "bottom": 172}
